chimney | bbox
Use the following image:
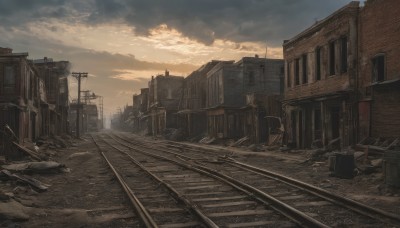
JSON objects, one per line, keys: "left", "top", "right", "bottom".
{"left": 165, "top": 70, "right": 169, "bottom": 77}
{"left": 0, "top": 47, "right": 12, "bottom": 55}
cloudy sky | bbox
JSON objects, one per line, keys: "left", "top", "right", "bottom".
{"left": 0, "top": 0, "right": 353, "bottom": 123}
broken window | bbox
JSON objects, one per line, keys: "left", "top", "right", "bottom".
{"left": 295, "top": 58, "right": 300, "bottom": 85}
{"left": 315, "top": 47, "right": 321, "bottom": 81}
{"left": 372, "top": 55, "right": 385, "bottom": 82}
{"left": 287, "top": 61, "right": 291, "bottom": 88}
{"left": 4, "top": 65, "right": 15, "bottom": 87}
{"left": 329, "top": 41, "right": 336, "bottom": 76}
{"left": 340, "top": 37, "right": 348, "bottom": 73}
{"left": 302, "top": 54, "right": 308, "bottom": 84}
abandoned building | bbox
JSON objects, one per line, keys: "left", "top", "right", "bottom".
{"left": 206, "top": 57, "right": 284, "bottom": 143}
{"left": 283, "top": 2, "right": 359, "bottom": 149}
{"left": 132, "top": 88, "right": 149, "bottom": 133}
{"left": 0, "top": 48, "right": 71, "bottom": 159}
{"left": 0, "top": 48, "right": 42, "bottom": 150}
{"left": 147, "top": 71, "right": 184, "bottom": 136}
{"left": 177, "top": 60, "right": 223, "bottom": 139}
{"left": 33, "top": 58, "right": 70, "bottom": 136}
{"left": 357, "top": 0, "right": 400, "bottom": 144}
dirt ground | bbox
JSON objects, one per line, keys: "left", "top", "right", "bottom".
{"left": 0, "top": 133, "right": 399, "bottom": 227}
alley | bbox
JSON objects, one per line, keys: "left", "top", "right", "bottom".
{"left": 1, "top": 131, "right": 398, "bottom": 227}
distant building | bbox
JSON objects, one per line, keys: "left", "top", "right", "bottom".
{"left": 177, "top": 60, "right": 223, "bottom": 139}
{"left": 205, "top": 56, "right": 283, "bottom": 143}
{"left": 147, "top": 71, "right": 184, "bottom": 136}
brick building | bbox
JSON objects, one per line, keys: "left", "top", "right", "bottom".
{"left": 358, "top": 0, "right": 400, "bottom": 140}
{"left": 283, "top": 2, "right": 359, "bottom": 149}
{"left": 0, "top": 48, "right": 42, "bottom": 147}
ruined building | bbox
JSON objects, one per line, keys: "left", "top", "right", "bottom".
{"left": 177, "top": 60, "right": 223, "bottom": 139}
{"left": 0, "top": 48, "right": 42, "bottom": 149}
{"left": 206, "top": 57, "right": 284, "bottom": 143}
{"left": 147, "top": 71, "right": 184, "bottom": 136}
{"left": 33, "top": 58, "right": 70, "bottom": 136}
{"left": 283, "top": 2, "right": 359, "bottom": 149}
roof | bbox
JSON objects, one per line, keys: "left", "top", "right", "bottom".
{"left": 283, "top": 1, "right": 359, "bottom": 47}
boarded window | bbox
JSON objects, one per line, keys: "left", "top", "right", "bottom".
{"left": 302, "top": 54, "right": 308, "bottom": 84}
{"left": 340, "top": 37, "right": 348, "bottom": 73}
{"left": 315, "top": 47, "right": 321, "bottom": 81}
{"left": 372, "top": 55, "right": 385, "bottom": 82}
{"left": 329, "top": 41, "right": 336, "bottom": 76}
{"left": 295, "top": 58, "right": 300, "bottom": 85}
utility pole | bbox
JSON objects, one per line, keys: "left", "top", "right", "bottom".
{"left": 72, "top": 72, "right": 88, "bottom": 138}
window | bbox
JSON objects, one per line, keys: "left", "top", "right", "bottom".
{"left": 295, "top": 58, "right": 300, "bottom": 85}
{"left": 287, "top": 61, "right": 291, "bottom": 88}
{"left": 302, "top": 54, "right": 308, "bottom": 84}
{"left": 248, "top": 71, "right": 255, "bottom": 85}
{"left": 340, "top": 37, "right": 348, "bottom": 73}
{"left": 4, "top": 65, "right": 15, "bottom": 87}
{"left": 329, "top": 41, "right": 336, "bottom": 75}
{"left": 372, "top": 55, "right": 385, "bottom": 82}
{"left": 315, "top": 47, "right": 321, "bottom": 81}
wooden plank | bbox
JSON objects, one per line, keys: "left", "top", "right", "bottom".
{"left": 227, "top": 220, "right": 293, "bottom": 228}
{"left": 147, "top": 208, "right": 184, "bottom": 213}
{"left": 12, "top": 142, "right": 41, "bottom": 161}
{"left": 159, "top": 221, "right": 200, "bottom": 228}
{"left": 192, "top": 195, "right": 247, "bottom": 202}
{"left": 277, "top": 195, "right": 306, "bottom": 200}
{"left": 202, "top": 201, "right": 256, "bottom": 208}
{"left": 180, "top": 184, "right": 223, "bottom": 190}
{"left": 185, "top": 191, "right": 227, "bottom": 197}
{"left": 294, "top": 201, "right": 331, "bottom": 207}
{"left": 208, "top": 209, "right": 272, "bottom": 218}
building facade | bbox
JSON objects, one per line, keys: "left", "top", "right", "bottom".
{"left": 147, "top": 71, "right": 184, "bottom": 136}
{"left": 283, "top": 2, "right": 359, "bottom": 149}
{"left": 358, "top": 0, "right": 400, "bottom": 140}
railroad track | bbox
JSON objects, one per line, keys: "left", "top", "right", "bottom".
{"left": 91, "top": 133, "right": 326, "bottom": 227}
{"left": 108, "top": 132, "right": 400, "bottom": 227}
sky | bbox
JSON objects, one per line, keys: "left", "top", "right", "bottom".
{"left": 0, "top": 0, "right": 354, "bottom": 123}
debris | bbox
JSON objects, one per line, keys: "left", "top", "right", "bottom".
{"left": 12, "top": 142, "right": 41, "bottom": 161}
{"left": 353, "top": 151, "right": 365, "bottom": 160}
{"left": 0, "top": 199, "right": 30, "bottom": 221}
{"left": 199, "top": 137, "right": 216, "bottom": 144}
{"left": 232, "top": 136, "right": 249, "bottom": 146}
{"left": 248, "top": 144, "right": 263, "bottom": 152}
{"left": 311, "top": 139, "right": 323, "bottom": 149}
{"left": 371, "top": 158, "right": 383, "bottom": 168}
{"left": 0, "top": 170, "right": 49, "bottom": 192}
{"left": 2, "top": 161, "right": 64, "bottom": 173}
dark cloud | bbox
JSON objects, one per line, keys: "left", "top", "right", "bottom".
{"left": 0, "top": 0, "right": 354, "bottom": 46}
